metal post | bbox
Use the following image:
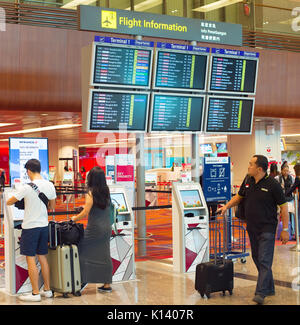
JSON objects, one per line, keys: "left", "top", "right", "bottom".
{"left": 135, "top": 34, "right": 146, "bottom": 257}
{"left": 190, "top": 40, "right": 200, "bottom": 184}
{"left": 191, "top": 134, "right": 200, "bottom": 183}
{"left": 0, "top": 192, "right": 3, "bottom": 238}
{"left": 136, "top": 133, "right": 146, "bottom": 256}
{"left": 291, "top": 189, "right": 300, "bottom": 252}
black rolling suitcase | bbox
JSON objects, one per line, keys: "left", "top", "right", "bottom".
{"left": 195, "top": 215, "right": 234, "bottom": 298}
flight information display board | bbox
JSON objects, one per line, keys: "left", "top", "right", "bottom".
{"left": 91, "top": 42, "right": 153, "bottom": 88}
{"left": 153, "top": 43, "right": 209, "bottom": 92}
{"left": 208, "top": 48, "right": 259, "bottom": 95}
{"left": 150, "top": 93, "right": 204, "bottom": 132}
{"left": 88, "top": 89, "right": 149, "bottom": 132}
{"left": 205, "top": 96, "right": 254, "bottom": 134}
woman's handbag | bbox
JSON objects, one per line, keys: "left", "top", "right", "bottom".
{"left": 59, "top": 221, "right": 84, "bottom": 246}
{"left": 49, "top": 220, "right": 84, "bottom": 247}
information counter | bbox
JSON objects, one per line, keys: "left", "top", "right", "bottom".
{"left": 172, "top": 182, "right": 209, "bottom": 273}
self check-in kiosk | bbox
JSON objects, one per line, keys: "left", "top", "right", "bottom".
{"left": 62, "top": 172, "right": 74, "bottom": 203}
{"left": 172, "top": 182, "right": 209, "bottom": 273}
{"left": 109, "top": 184, "right": 135, "bottom": 282}
{"left": 3, "top": 188, "right": 43, "bottom": 295}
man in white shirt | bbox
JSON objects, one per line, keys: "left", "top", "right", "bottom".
{"left": 7, "top": 159, "right": 56, "bottom": 302}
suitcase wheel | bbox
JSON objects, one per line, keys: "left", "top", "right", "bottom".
{"left": 73, "top": 291, "right": 81, "bottom": 297}
{"left": 222, "top": 291, "right": 226, "bottom": 296}
{"left": 63, "top": 293, "right": 69, "bottom": 298}
{"left": 197, "top": 290, "right": 205, "bottom": 298}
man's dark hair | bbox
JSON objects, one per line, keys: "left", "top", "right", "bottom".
{"left": 253, "top": 155, "right": 268, "bottom": 172}
{"left": 24, "top": 159, "right": 41, "bottom": 173}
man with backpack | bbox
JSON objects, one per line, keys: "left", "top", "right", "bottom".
{"left": 6, "top": 159, "right": 56, "bottom": 302}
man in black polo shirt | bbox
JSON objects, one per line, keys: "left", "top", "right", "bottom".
{"left": 218, "top": 155, "right": 289, "bottom": 305}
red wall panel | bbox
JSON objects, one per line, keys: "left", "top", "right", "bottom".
{"left": 0, "top": 146, "right": 9, "bottom": 184}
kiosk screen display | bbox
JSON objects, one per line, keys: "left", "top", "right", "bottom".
{"left": 93, "top": 44, "right": 152, "bottom": 88}
{"left": 9, "top": 137, "right": 49, "bottom": 185}
{"left": 154, "top": 50, "right": 208, "bottom": 91}
{"left": 63, "top": 172, "right": 73, "bottom": 181}
{"left": 5, "top": 191, "right": 24, "bottom": 220}
{"left": 200, "top": 143, "right": 213, "bottom": 154}
{"left": 150, "top": 93, "right": 204, "bottom": 132}
{"left": 180, "top": 190, "right": 203, "bottom": 208}
{"left": 205, "top": 97, "right": 254, "bottom": 134}
{"left": 89, "top": 90, "right": 149, "bottom": 132}
{"left": 49, "top": 171, "right": 55, "bottom": 181}
{"left": 209, "top": 55, "right": 258, "bottom": 94}
{"left": 216, "top": 142, "right": 227, "bottom": 153}
{"left": 111, "top": 193, "right": 128, "bottom": 213}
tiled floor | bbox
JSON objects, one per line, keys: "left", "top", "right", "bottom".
{"left": 1, "top": 244, "right": 300, "bottom": 306}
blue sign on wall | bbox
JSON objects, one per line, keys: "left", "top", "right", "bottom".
{"left": 203, "top": 157, "right": 231, "bottom": 203}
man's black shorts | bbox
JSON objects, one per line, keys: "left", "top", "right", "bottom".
{"left": 20, "top": 226, "right": 48, "bottom": 257}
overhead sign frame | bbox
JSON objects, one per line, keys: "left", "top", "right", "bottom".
{"left": 79, "top": 5, "right": 243, "bottom": 46}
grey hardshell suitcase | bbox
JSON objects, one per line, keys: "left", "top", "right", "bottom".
{"left": 48, "top": 244, "right": 81, "bottom": 297}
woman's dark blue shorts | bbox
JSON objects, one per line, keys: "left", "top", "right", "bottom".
{"left": 20, "top": 226, "right": 49, "bottom": 257}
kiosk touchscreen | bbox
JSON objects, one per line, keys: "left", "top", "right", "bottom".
{"left": 111, "top": 193, "right": 128, "bottom": 214}
{"left": 49, "top": 171, "right": 56, "bottom": 182}
{"left": 172, "top": 182, "right": 209, "bottom": 273}
{"left": 63, "top": 172, "right": 74, "bottom": 182}
{"left": 109, "top": 185, "right": 135, "bottom": 282}
{"left": 3, "top": 188, "right": 43, "bottom": 295}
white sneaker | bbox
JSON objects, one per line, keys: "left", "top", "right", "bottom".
{"left": 18, "top": 293, "right": 41, "bottom": 302}
{"left": 40, "top": 290, "right": 53, "bottom": 298}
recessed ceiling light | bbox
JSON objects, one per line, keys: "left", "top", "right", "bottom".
{"left": 193, "top": 0, "right": 243, "bottom": 13}
{"left": 281, "top": 134, "right": 300, "bottom": 137}
{"left": 0, "top": 124, "right": 82, "bottom": 135}
{"left": 0, "top": 123, "right": 16, "bottom": 127}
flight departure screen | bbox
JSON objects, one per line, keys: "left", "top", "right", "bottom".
{"left": 154, "top": 50, "right": 208, "bottom": 91}
{"left": 89, "top": 90, "right": 149, "bottom": 131}
{"left": 93, "top": 44, "right": 152, "bottom": 87}
{"left": 150, "top": 94, "right": 204, "bottom": 132}
{"left": 209, "top": 55, "right": 257, "bottom": 94}
{"left": 205, "top": 97, "right": 254, "bottom": 134}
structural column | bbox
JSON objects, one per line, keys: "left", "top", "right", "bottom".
{"left": 136, "top": 133, "right": 146, "bottom": 257}
{"left": 227, "top": 119, "right": 281, "bottom": 187}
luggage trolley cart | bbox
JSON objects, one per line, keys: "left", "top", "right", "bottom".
{"left": 228, "top": 210, "right": 249, "bottom": 263}
{"left": 209, "top": 208, "right": 249, "bottom": 263}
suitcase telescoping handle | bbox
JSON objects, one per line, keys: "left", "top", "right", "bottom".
{"left": 222, "top": 212, "right": 227, "bottom": 265}
{"left": 214, "top": 217, "right": 218, "bottom": 265}
{"left": 214, "top": 211, "right": 227, "bottom": 265}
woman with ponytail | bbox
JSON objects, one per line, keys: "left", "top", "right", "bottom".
{"left": 72, "top": 166, "right": 113, "bottom": 293}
